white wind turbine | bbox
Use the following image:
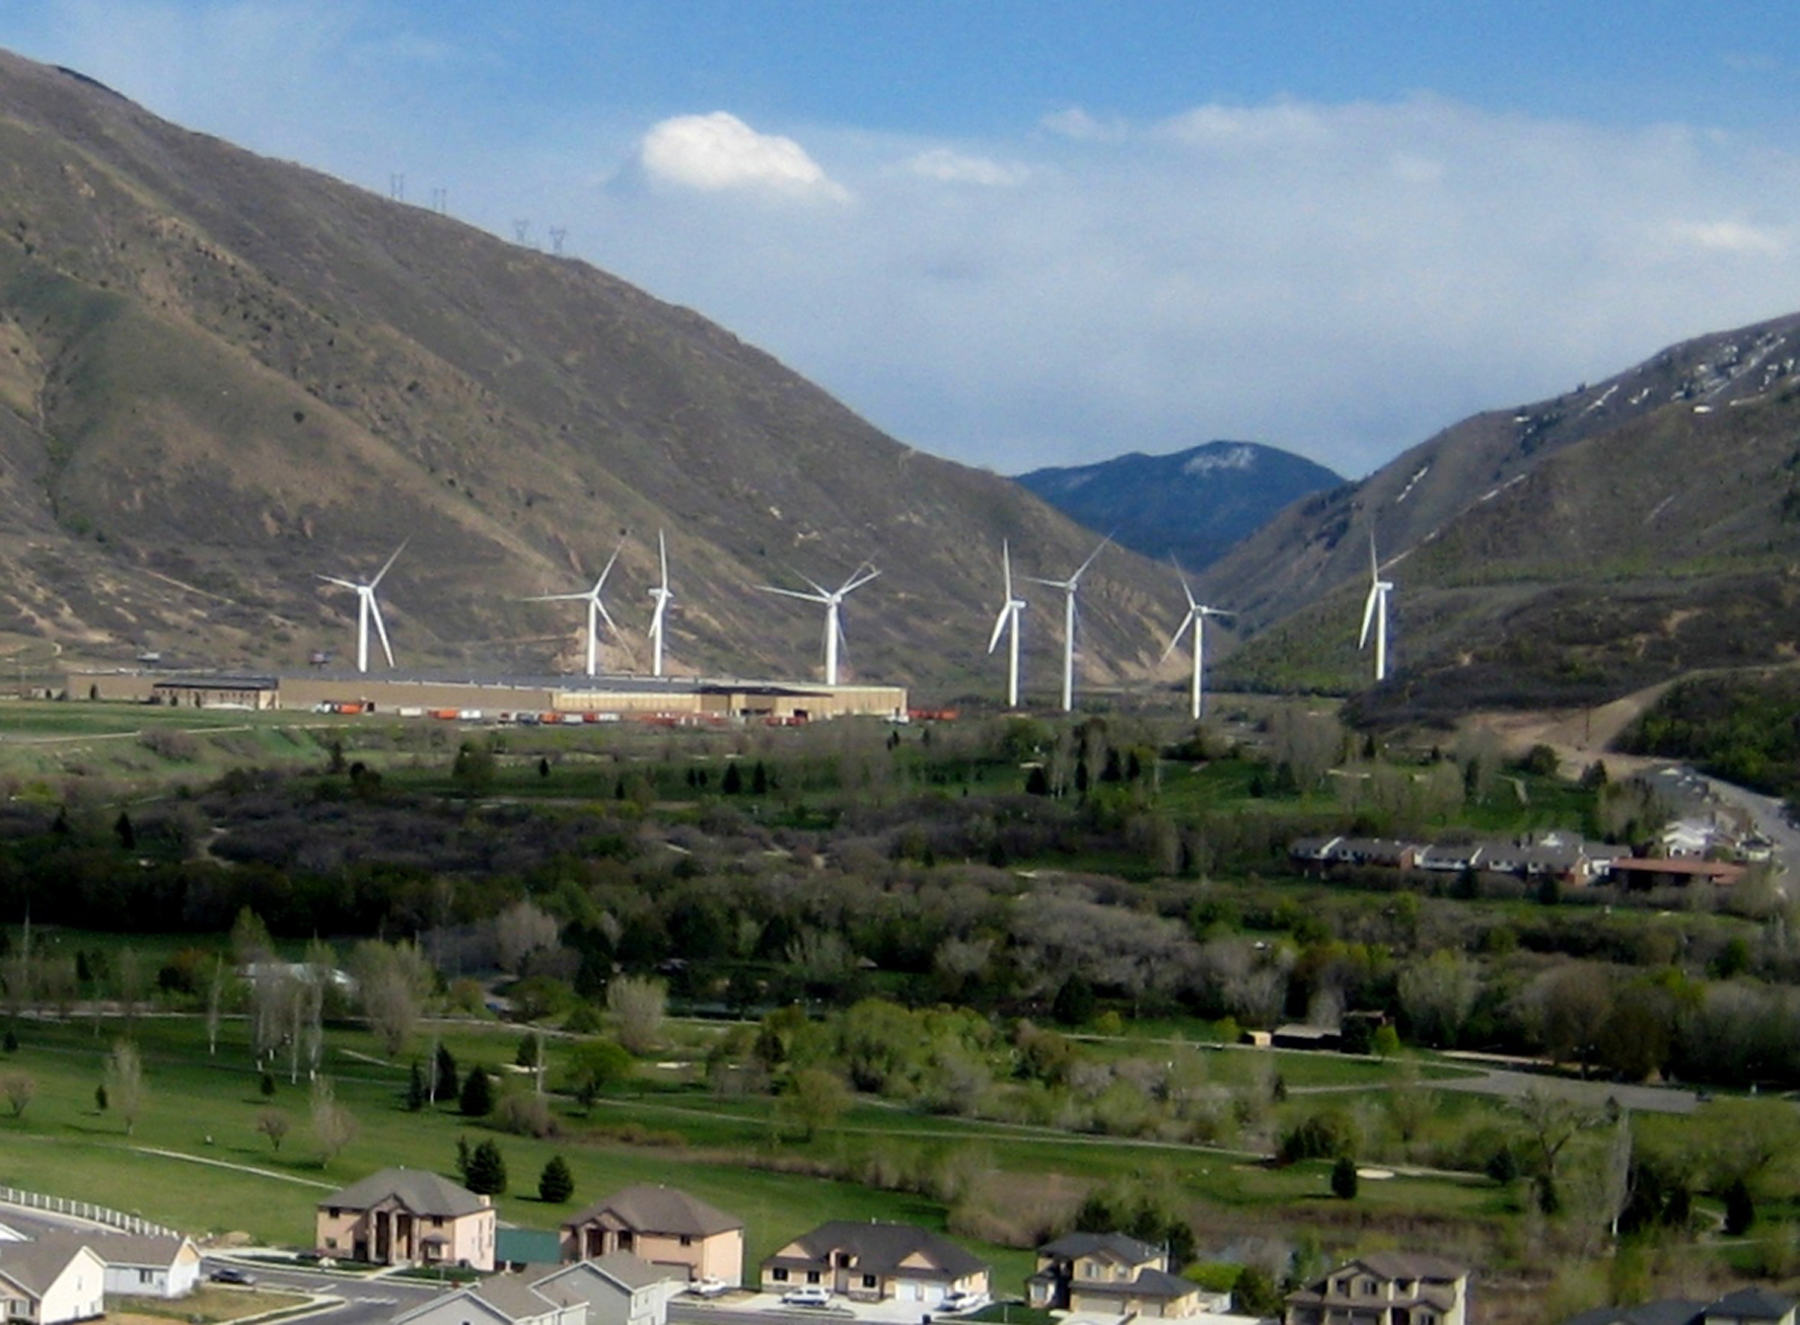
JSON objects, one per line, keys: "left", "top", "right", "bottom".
{"left": 986, "top": 540, "right": 1027, "bottom": 709}
{"left": 1162, "top": 562, "right": 1231, "bottom": 721}
{"left": 1359, "top": 532, "right": 1395, "bottom": 683}
{"left": 318, "top": 541, "right": 406, "bottom": 674}
{"left": 646, "top": 529, "right": 673, "bottom": 678}
{"left": 1025, "top": 535, "right": 1110, "bottom": 713}
{"left": 526, "top": 537, "right": 625, "bottom": 678}
{"left": 759, "top": 563, "right": 881, "bottom": 686}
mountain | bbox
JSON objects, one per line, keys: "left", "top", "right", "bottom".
{"left": 0, "top": 50, "right": 1181, "bottom": 693}
{"left": 1015, "top": 441, "right": 1344, "bottom": 572}
{"left": 1201, "top": 309, "right": 1800, "bottom": 716}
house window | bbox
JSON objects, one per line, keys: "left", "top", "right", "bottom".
{"left": 325, "top": 1238, "right": 338, "bottom": 1250}
{"left": 773, "top": 1269, "right": 790, "bottom": 1283}
{"left": 807, "top": 1272, "right": 821, "bottom": 1285}
{"left": 620, "top": 1233, "right": 634, "bottom": 1250}
{"left": 138, "top": 1270, "right": 154, "bottom": 1284}
{"left": 681, "top": 1236, "right": 693, "bottom": 1247}
{"left": 329, "top": 1208, "right": 341, "bottom": 1219}
{"left": 836, "top": 1253, "right": 853, "bottom": 1268}
{"left": 1361, "top": 1280, "right": 1379, "bottom": 1296}
{"left": 863, "top": 1276, "right": 877, "bottom": 1289}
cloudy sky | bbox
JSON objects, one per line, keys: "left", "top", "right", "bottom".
{"left": 4, "top": 2, "right": 1800, "bottom": 479}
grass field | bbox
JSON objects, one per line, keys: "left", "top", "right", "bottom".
{"left": 0, "top": 1005, "right": 1530, "bottom": 1294}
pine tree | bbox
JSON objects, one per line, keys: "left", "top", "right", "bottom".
{"left": 405, "top": 1060, "right": 426, "bottom": 1112}
{"left": 538, "top": 1154, "right": 574, "bottom": 1204}
{"left": 465, "top": 1138, "right": 508, "bottom": 1195}
{"left": 460, "top": 1065, "right": 494, "bottom": 1117}
{"left": 1331, "top": 1155, "right": 1360, "bottom": 1200}
{"left": 433, "top": 1044, "right": 459, "bottom": 1103}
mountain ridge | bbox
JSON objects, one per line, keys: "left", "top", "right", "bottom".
{"left": 0, "top": 48, "right": 1181, "bottom": 694}
{"left": 1016, "top": 440, "right": 1344, "bottom": 572}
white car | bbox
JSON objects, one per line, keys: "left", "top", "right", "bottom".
{"left": 688, "top": 1278, "right": 729, "bottom": 1298}
{"left": 781, "top": 1287, "right": 833, "bottom": 1308}
{"left": 938, "top": 1291, "right": 990, "bottom": 1315}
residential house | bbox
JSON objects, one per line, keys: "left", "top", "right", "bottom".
{"left": 316, "top": 1167, "right": 496, "bottom": 1272}
{"left": 390, "top": 1275, "right": 585, "bottom": 1325}
{"left": 526, "top": 1254, "right": 685, "bottom": 1325}
{"left": 85, "top": 1234, "right": 203, "bottom": 1299}
{"left": 0, "top": 1240, "right": 106, "bottom": 1325}
{"left": 1284, "top": 1253, "right": 1470, "bottom": 1325}
{"left": 759, "top": 1221, "right": 989, "bottom": 1305}
{"left": 1562, "top": 1287, "right": 1795, "bottom": 1325}
{"left": 559, "top": 1184, "right": 743, "bottom": 1286}
{"left": 1027, "top": 1232, "right": 1215, "bottom": 1318}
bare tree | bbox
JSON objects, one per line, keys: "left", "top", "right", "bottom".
{"left": 205, "top": 957, "right": 226, "bottom": 1057}
{"left": 2, "top": 1070, "right": 35, "bottom": 1116}
{"left": 351, "top": 940, "right": 433, "bottom": 1058}
{"left": 310, "top": 1075, "right": 357, "bottom": 1167}
{"left": 106, "top": 1041, "right": 146, "bottom": 1136}
{"left": 256, "top": 1107, "right": 291, "bottom": 1152}
{"left": 1397, "top": 950, "right": 1482, "bottom": 1047}
{"left": 607, "top": 975, "right": 667, "bottom": 1054}
{"left": 494, "top": 901, "right": 560, "bottom": 974}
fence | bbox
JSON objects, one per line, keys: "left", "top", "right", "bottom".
{"left": 0, "top": 1185, "right": 179, "bottom": 1239}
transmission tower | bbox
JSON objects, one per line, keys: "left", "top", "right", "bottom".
{"left": 513, "top": 219, "right": 533, "bottom": 247}
{"left": 389, "top": 172, "right": 405, "bottom": 202}
{"left": 548, "top": 226, "right": 567, "bottom": 256}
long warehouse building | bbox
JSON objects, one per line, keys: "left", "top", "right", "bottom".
{"left": 66, "top": 670, "right": 909, "bottom": 723}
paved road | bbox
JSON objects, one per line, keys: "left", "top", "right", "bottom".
{"left": 1431, "top": 1064, "right": 1699, "bottom": 1115}
{"left": 203, "top": 1256, "right": 445, "bottom": 1325}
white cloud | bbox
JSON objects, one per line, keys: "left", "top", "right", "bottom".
{"left": 1040, "top": 106, "right": 1127, "bottom": 142}
{"left": 639, "top": 112, "right": 850, "bottom": 201}
{"left": 1664, "top": 219, "right": 1787, "bottom": 256}
{"left": 903, "top": 148, "right": 1028, "bottom": 187}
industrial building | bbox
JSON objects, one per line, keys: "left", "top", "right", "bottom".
{"left": 64, "top": 669, "right": 909, "bottom": 723}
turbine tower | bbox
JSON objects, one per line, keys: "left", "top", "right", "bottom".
{"left": 318, "top": 541, "right": 406, "bottom": 674}
{"left": 1026, "top": 535, "right": 1110, "bottom": 713}
{"left": 526, "top": 537, "right": 625, "bottom": 678}
{"left": 986, "top": 540, "right": 1027, "bottom": 709}
{"left": 1359, "top": 532, "right": 1395, "bottom": 682}
{"left": 1162, "top": 561, "right": 1231, "bottom": 721}
{"left": 759, "top": 563, "right": 881, "bottom": 686}
{"left": 646, "top": 530, "right": 673, "bottom": 678}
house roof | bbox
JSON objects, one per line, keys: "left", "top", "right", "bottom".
{"left": 766, "top": 1222, "right": 987, "bottom": 1281}
{"left": 320, "top": 1167, "right": 491, "bottom": 1218}
{"left": 1708, "top": 1289, "right": 1796, "bottom": 1320}
{"left": 472, "top": 1276, "right": 560, "bottom": 1321}
{"left": 1071, "top": 1267, "right": 1197, "bottom": 1301}
{"left": 1350, "top": 1252, "right": 1469, "bottom": 1283}
{"left": 76, "top": 1233, "right": 196, "bottom": 1269}
{"left": 0, "top": 1240, "right": 103, "bottom": 1298}
{"left": 1563, "top": 1302, "right": 1708, "bottom": 1325}
{"left": 564, "top": 1183, "right": 741, "bottom": 1237}
{"left": 497, "top": 1229, "right": 563, "bottom": 1266}
{"left": 1038, "top": 1232, "right": 1163, "bottom": 1264}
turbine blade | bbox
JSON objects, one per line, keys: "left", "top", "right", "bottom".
{"left": 1170, "top": 556, "right": 1197, "bottom": 611}
{"left": 1359, "top": 585, "right": 1378, "bottom": 648}
{"left": 1001, "top": 540, "right": 1014, "bottom": 599}
{"left": 840, "top": 565, "right": 881, "bottom": 595}
{"left": 1071, "top": 534, "right": 1112, "bottom": 584}
{"left": 649, "top": 595, "right": 668, "bottom": 639}
{"left": 657, "top": 529, "right": 669, "bottom": 590}
{"left": 759, "top": 584, "right": 829, "bottom": 604}
{"left": 317, "top": 575, "right": 357, "bottom": 590}
{"left": 1369, "top": 530, "right": 1380, "bottom": 581}
{"left": 595, "top": 599, "right": 619, "bottom": 634}
{"left": 371, "top": 539, "right": 409, "bottom": 588}
{"left": 369, "top": 595, "right": 395, "bottom": 668}
{"left": 522, "top": 591, "right": 587, "bottom": 603}
{"left": 594, "top": 536, "right": 626, "bottom": 593}
{"left": 987, "top": 606, "right": 1011, "bottom": 655}
{"left": 1159, "top": 623, "right": 1185, "bottom": 664}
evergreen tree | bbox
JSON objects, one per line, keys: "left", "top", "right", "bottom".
{"left": 460, "top": 1065, "right": 494, "bottom": 1117}
{"left": 465, "top": 1138, "right": 508, "bottom": 1195}
{"left": 1052, "top": 975, "right": 1095, "bottom": 1027}
{"left": 434, "top": 1044, "right": 459, "bottom": 1103}
{"left": 538, "top": 1154, "right": 574, "bottom": 1204}
{"left": 752, "top": 761, "right": 769, "bottom": 794}
{"left": 1724, "top": 1177, "right": 1757, "bottom": 1236}
{"left": 1331, "top": 1155, "right": 1360, "bottom": 1200}
{"left": 113, "top": 811, "right": 136, "bottom": 850}
{"left": 1025, "top": 766, "right": 1050, "bottom": 796}
{"left": 405, "top": 1060, "right": 426, "bottom": 1112}
{"left": 722, "top": 763, "right": 743, "bottom": 794}
{"left": 455, "top": 1136, "right": 471, "bottom": 1183}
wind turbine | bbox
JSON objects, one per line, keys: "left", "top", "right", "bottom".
{"left": 759, "top": 563, "right": 881, "bottom": 686}
{"left": 318, "top": 541, "right": 406, "bottom": 674}
{"left": 986, "top": 540, "right": 1027, "bottom": 709}
{"left": 1162, "top": 562, "right": 1232, "bottom": 721}
{"left": 526, "top": 537, "right": 625, "bottom": 678}
{"left": 1359, "top": 532, "right": 1395, "bottom": 682}
{"left": 646, "top": 530, "right": 673, "bottom": 678}
{"left": 1025, "top": 535, "right": 1110, "bottom": 713}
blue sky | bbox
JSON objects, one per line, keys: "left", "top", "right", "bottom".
{"left": 4, "top": 3, "right": 1800, "bottom": 479}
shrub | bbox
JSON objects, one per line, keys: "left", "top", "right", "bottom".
{"left": 538, "top": 1155, "right": 574, "bottom": 1204}
{"left": 1331, "top": 1155, "right": 1359, "bottom": 1199}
